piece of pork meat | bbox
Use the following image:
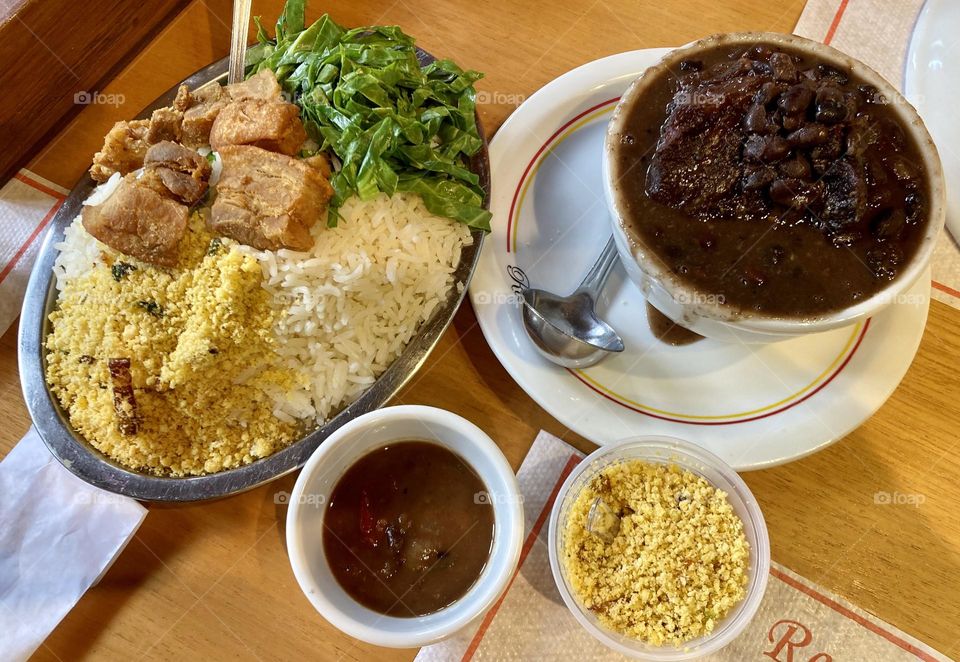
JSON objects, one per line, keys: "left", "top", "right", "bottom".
{"left": 181, "top": 85, "right": 226, "bottom": 149}
{"left": 82, "top": 175, "right": 189, "bottom": 267}
{"left": 146, "top": 106, "right": 183, "bottom": 144}
{"left": 90, "top": 120, "right": 151, "bottom": 183}
{"left": 209, "top": 98, "right": 307, "bottom": 156}
{"left": 210, "top": 145, "right": 333, "bottom": 251}
{"left": 173, "top": 84, "right": 192, "bottom": 112}
{"left": 225, "top": 69, "right": 284, "bottom": 102}
{"left": 142, "top": 141, "right": 211, "bottom": 205}
{"left": 180, "top": 70, "right": 283, "bottom": 148}
{"left": 646, "top": 76, "right": 763, "bottom": 218}
{"left": 90, "top": 70, "right": 290, "bottom": 181}
{"left": 304, "top": 153, "right": 332, "bottom": 179}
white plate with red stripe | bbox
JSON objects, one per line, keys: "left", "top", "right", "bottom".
{"left": 468, "top": 48, "right": 931, "bottom": 470}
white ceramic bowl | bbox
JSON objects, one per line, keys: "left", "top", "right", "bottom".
{"left": 285, "top": 405, "right": 524, "bottom": 648}
{"left": 604, "top": 32, "right": 946, "bottom": 343}
{"left": 549, "top": 436, "right": 770, "bottom": 659}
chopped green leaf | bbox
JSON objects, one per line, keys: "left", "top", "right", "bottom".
{"left": 111, "top": 262, "right": 137, "bottom": 282}
{"left": 249, "top": 1, "right": 491, "bottom": 231}
{"left": 136, "top": 300, "right": 164, "bottom": 318}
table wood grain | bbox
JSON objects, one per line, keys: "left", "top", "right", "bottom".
{"left": 2, "top": 0, "right": 958, "bottom": 659}
{"left": 0, "top": 0, "right": 190, "bottom": 182}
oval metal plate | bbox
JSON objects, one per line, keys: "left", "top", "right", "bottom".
{"left": 18, "top": 50, "right": 489, "bottom": 501}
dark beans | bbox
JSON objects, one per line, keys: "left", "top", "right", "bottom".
{"left": 817, "top": 63, "right": 849, "bottom": 85}
{"left": 679, "top": 59, "right": 702, "bottom": 72}
{"left": 769, "top": 52, "right": 797, "bottom": 82}
{"left": 810, "top": 128, "right": 843, "bottom": 162}
{"left": 743, "top": 165, "right": 776, "bottom": 190}
{"left": 872, "top": 209, "right": 907, "bottom": 241}
{"left": 744, "top": 134, "right": 790, "bottom": 163}
{"left": 755, "top": 81, "right": 782, "bottom": 107}
{"left": 769, "top": 179, "right": 798, "bottom": 206}
{"left": 889, "top": 155, "right": 918, "bottom": 181}
{"left": 779, "top": 155, "right": 812, "bottom": 180}
{"left": 858, "top": 84, "right": 887, "bottom": 104}
{"left": 787, "top": 124, "right": 829, "bottom": 147}
{"left": 744, "top": 104, "right": 768, "bottom": 133}
{"left": 846, "top": 120, "right": 880, "bottom": 156}
{"left": 782, "top": 114, "right": 801, "bottom": 131}
{"left": 765, "top": 136, "right": 791, "bottom": 162}
{"left": 745, "top": 45, "right": 773, "bottom": 60}
{"left": 881, "top": 118, "right": 907, "bottom": 152}
{"left": 815, "top": 85, "right": 847, "bottom": 123}
{"left": 628, "top": 40, "right": 930, "bottom": 316}
{"left": 904, "top": 191, "right": 922, "bottom": 219}
{"left": 778, "top": 84, "right": 814, "bottom": 114}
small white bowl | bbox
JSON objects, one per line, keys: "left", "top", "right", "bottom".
{"left": 604, "top": 32, "right": 946, "bottom": 343}
{"left": 549, "top": 436, "right": 770, "bottom": 659}
{"left": 285, "top": 405, "right": 524, "bottom": 648}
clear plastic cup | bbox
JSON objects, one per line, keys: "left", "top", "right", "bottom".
{"left": 548, "top": 436, "right": 770, "bottom": 660}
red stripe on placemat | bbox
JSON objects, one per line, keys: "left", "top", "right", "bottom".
{"left": 461, "top": 454, "right": 581, "bottom": 661}
{"left": 769, "top": 567, "right": 938, "bottom": 661}
{"left": 932, "top": 280, "right": 960, "bottom": 299}
{"left": 0, "top": 199, "right": 64, "bottom": 286}
{"left": 824, "top": 0, "right": 850, "bottom": 45}
{"left": 14, "top": 172, "right": 67, "bottom": 201}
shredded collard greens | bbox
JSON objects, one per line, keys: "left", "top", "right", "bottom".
{"left": 247, "top": 0, "right": 490, "bottom": 231}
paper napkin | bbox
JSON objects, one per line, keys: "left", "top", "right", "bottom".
{"left": 0, "top": 427, "right": 147, "bottom": 662}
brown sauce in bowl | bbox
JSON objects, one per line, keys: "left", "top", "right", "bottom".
{"left": 322, "top": 441, "right": 494, "bottom": 617}
{"left": 613, "top": 41, "right": 931, "bottom": 317}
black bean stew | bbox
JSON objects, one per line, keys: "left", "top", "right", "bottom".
{"left": 613, "top": 40, "right": 931, "bottom": 317}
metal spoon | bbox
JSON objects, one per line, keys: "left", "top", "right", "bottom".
{"left": 586, "top": 496, "right": 621, "bottom": 543}
{"left": 521, "top": 236, "right": 625, "bottom": 368}
{"left": 228, "top": 0, "right": 253, "bottom": 85}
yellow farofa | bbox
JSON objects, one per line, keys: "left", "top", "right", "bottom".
{"left": 562, "top": 461, "right": 749, "bottom": 646}
{"left": 45, "top": 213, "right": 300, "bottom": 476}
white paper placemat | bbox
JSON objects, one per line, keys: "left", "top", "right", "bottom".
{"left": 0, "top": 169, "right": 67, "bottom": 337}
{"left": 416, "top": 431, "right": 950, "bottom": 661}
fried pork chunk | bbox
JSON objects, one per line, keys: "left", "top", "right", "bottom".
{"left": 142, "top": 141, "right": 211, "bottom": 205}
{"left": 181, "top": 84, "right": 227, "bottom": 149}
{"left": 90, "top": 120, "right": 151, "bottom": 183}
{"left": 181, "top": 70, "right": 284, "bottom": 148}
{"left": 146, "top": 106, "right": 183, "bottom": 144}
{"left": 89, "top": 70, "right": 292, "bottom": 180}
{"left": 210, "top": 145, "right": 333, "bottom": 251}
{"left": 225, "top": 69, "right": 284, "bottom": 101}
{"left": 82, "top": 175, "right": 189, "bottom": 267}
{"left": 209, "top": 98, "right": 307, "bottom": 155}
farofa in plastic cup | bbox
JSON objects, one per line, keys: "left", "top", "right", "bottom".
{"left": 562, "top": 460, "right": 749, "bottom": 645}
{"left": 549, "top": 437, "right": 770, "bottom": 660}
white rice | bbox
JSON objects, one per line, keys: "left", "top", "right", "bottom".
{"left": 240, "top": 192, "right": 472, "bottom": 423}
{"left": 54, "top": 189, "right": 472, "bottom": 426}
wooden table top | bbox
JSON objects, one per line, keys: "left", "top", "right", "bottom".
{"left": 2, "top": 0, "right": 959, "bottom": 659}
